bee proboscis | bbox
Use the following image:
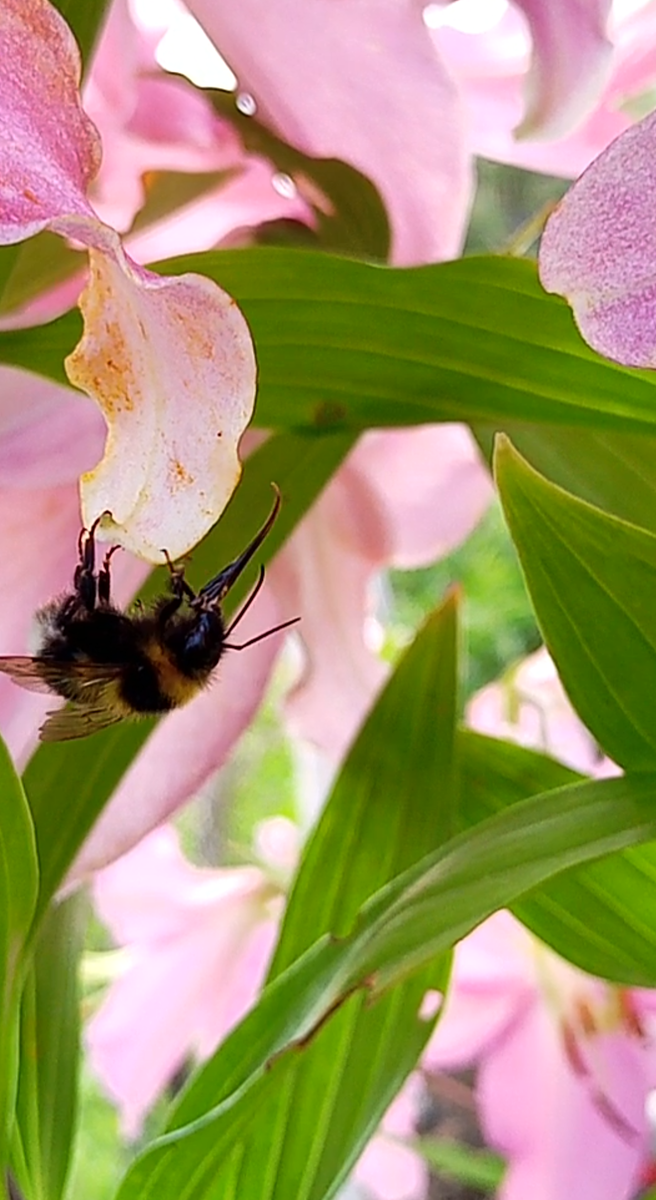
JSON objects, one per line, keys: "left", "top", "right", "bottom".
{"left": 0, "top": 486, "right": 298, "bottom": 741}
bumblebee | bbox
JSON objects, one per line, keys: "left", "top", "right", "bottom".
{"left": 0, "top": 486, "right": 298, "bottom": 741}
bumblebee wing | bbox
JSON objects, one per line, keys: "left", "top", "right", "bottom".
{"left": 0, "top": 656, "right": 123, "bottom": 697}
{"left": 0, "top": 656, "right": 58, "bottom": 695}
{"left": 39, "top": 704, "right": 124, "bottom": 743}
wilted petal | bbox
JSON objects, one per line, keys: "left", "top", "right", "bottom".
{"left": 0, "top": 0, "right": 100, "bottom": 240}
{"left": 539, "top": 110, "right": 656, "bottom": 367}
{"left": 0, "top": 1, "right": 257, "bottom": 561}
{"left": 66, "top": 243, "right": 256, "bottom": 561}
{"left": 185, "top": 0, "right": 472, "bottom": 263}
{"left": 513, "top": 0, "right": 613, "bottom": 140}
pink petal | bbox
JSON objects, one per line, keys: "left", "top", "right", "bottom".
{"left": 84, "top": 1, "right": 264, "bottom": 233}
{"left": 425, "top": 913, "right": 535, "bottom": 1070}
{"left": 512, "top": 0, "right": 613, "bottom": 140}
{"left": 269, "top": 426, "right": 491, "bottom": 757}
{"left": 268, "top": 464, "right": 388, "bottom": 758}
{"left": 91, "top": 825, "right": 231, "bottom": 942}
{"left": 0, "top": 0, "right": 100, "bottom": 240}
{"left": 66, "top": 243, "right": 256, "bottom": 561}
{"left": 479, "top": 1003, "right": 649, "bottom": 1200}
{"left": 68, "top": 586, "right": 284, "bottom": 879}
{"left": 355, "top": 1076, "right": 428, "bottom": 1200}
{"left": 352, "top": 425, "right": 493, "bottom": 569}
{"left": 431, "top": 4, "right": 650, "bottom": 180}
{"left": 0, "top": 371, "right": 149, "bottom": 764}
{"left": 0, "top": 481, "right": 84, "bottom": 764}
{"left": 185, "top": 0, "right": 472, "bottom": 263}
{"left": 193, "top": 917, "right": 278, "bottom": 1058}
{"left": 87, "top": 827, "right": 277, "bottom": 1136}
{"left": 125, "top": 157, "right": 312, "bottom": 266}
{"left": 539, "top": 109, "right": 656, "bottom": 367}
{"left": 0, "top": 366, "right": 104, "bottom": 487}
{"left": 467, "top": 647, "right": 619, "bottom": 777}
{"left": 356, "top": 1135, "right": 426, "bottom": 1200}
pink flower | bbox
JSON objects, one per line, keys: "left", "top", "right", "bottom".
{"left": 0, "top": 0, "right": 257, "bottom": 561}
{"left": 540, "top": 104, "right": 656, "bottom": 368}
{"left": 269, "top": 425, "right": 493, "bottom": 761}
{"left": 86, "top": 819, "right": 297, "bottom": 1137}
{"left": 431, "top": 0, "right": 656, "bottom": 180}
{"left": 467, "top": 646, "right": 618, "bottom": 777}
{"left": 425, "top": 911, "right": 656, "bottom": 1200}
{"left": 355, "top": 1075, "right": 428, "bottom": 1200}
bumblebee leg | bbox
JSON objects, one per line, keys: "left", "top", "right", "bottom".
{"left": 162, "top": 550, "right": 196, "bottom": 603}
{"left": 98, "top": 545, "right": 121, "bottom": 605}
{"left": 73, "top": 511, "right": 113, "bottom": 611}
{"left": 155, "top": 550, "right": 197, "bottom": 626}
{"left": 74, "top": 514, "right": 102, "bottom": 610}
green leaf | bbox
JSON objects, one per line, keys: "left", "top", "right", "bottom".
{"left": 476, "top": 423, "right": 656, "bottom": 535}
{"left": 117, "top": 594, "right": 460, "bottom": 1199}
{"left": 270, "top": 592, "right": 460, "bottom": 974}
{"left": 0, "top": 235, "right": 84, "bottom": 319}
{"left": 179, "top": 595, "right": 458, "bottom": 1200}
{"left": 356, "top": 772, "right": 656, "bottom": 988}
{"left": 458, "top": 730, "right": 656, "bottom": 984}
{"left": 113, "top": 772, "right": 656, "bottom": 1200}
{"left": 23, "top": 431, "right": 354, "bottom": 929}
{"left": 129, "top": 170, "right": 239, "bottom": 238}
{"left": 0, "top": 737, "right": 38, "bottom": 1164}
{"left": 12, "top": 894, "right": 85, "bottom": 1200}
{"left": 495, "top": 436, "right": 656, "bottom": 770}
{"left": 4, "top": 255, "right": 656, "bottom": 434}
{"left": 412, "top": 1137, "right": 504, "bottom": 1191}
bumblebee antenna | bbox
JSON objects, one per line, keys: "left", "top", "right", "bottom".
{"left": 224, "top": 615, "right": 301, "bottom": 652}
{"left": 224, "top": 563, "right": 301, "bottom": 650}
{"left": 224, "top": 565, "right": 266, "bottom": 636}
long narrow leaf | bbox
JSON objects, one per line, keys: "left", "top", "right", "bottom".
{"left": 12, "top": 895, "right": 86, "bottom": 1200}
{"left": 114, "top": 772, "right": 656, "bottom": 1199}
{"left": 495, "top": 436, "right": 656, "bottom": 769}
{"left": 0, "top": 738, "right": 38, "bottom": 1168}
{"left": 458, "top": 730, "right": 656, "bottom": 984}
{"left": 161, "top": 595, "right": 459, "bottom": 1200}
{"left": 4, "top": 256, "right": 656, "bottom": 434}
